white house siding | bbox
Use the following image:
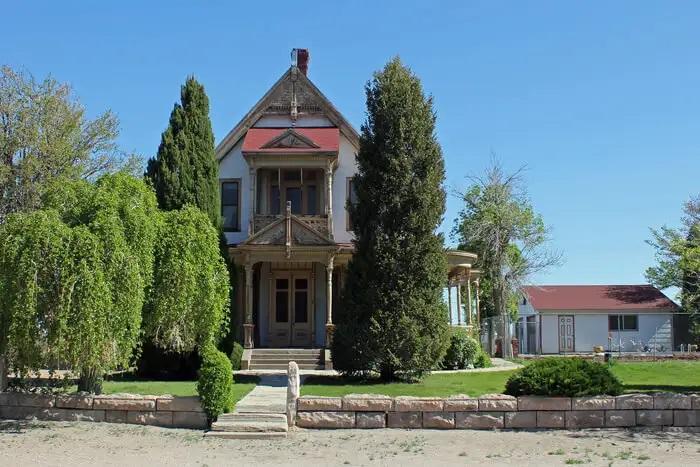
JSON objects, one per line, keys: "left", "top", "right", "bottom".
{"left": 538, "top": 311, "right": 673, "bottom": 354}
{"left": 253, "top": 114, "right": 334, "bottom": 127}
{"left": 332, "top": 135, "right": 358, "bottom": 243}
{"left": 219, "top": 138, "right": 248, "bottom": 245}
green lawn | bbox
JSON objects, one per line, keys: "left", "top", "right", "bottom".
{"left": 301, "top": 361, "right": 700, "bottom": 397}
{"left": 65, "top": 375, "right": 258, "bottom": 406}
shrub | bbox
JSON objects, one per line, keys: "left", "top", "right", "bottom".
{"left": 504, "top": 357, "right": 622, "bottom": 397}
{"left": 474, "top": 349, "right": 492, "bottom": 368}
{"left": 442, "top": 329, "right": 480, "bottom": 370}
{"left": 229, "top": 342, "right": 244, "bottom": 371}
{"left": 197, "top": 345, "right": 234, "bottom": 420}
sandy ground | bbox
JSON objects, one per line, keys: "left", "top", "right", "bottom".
{"left": 0, "top": 420, "right": 698, "bottom": 466}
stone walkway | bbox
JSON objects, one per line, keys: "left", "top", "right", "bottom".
{"left": 233, "top": 375, "right": 287, "bottom": 414}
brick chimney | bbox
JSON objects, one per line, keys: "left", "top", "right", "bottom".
{"left": 291, "top": 48, "right": 310, "bottom": 75}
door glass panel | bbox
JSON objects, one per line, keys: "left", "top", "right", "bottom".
{"left": 286, "top": 187, "right": 302, "bottom": 214}
{"left": 306, "top": 185, "right": 317, "bottom": 215}
{"left": 294, "top": 290, "right": 308, "bottom": 323}
{"left": 295, "top": 278, "right": 308, "bottom": 290}
{"left": 275, "top": 291, "right": 288, "bottom": 322}
{"left": 270, "top": 185, "right": 280, "bottom": 215}
{"left": 276, "top": 278, "right": 288, "bottom": 290}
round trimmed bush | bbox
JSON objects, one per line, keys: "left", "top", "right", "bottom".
{"left": 504, "top": 357, "right": 622, "bottom": 397}
{"left": 474, "top": 349, "right": 492, "bottom": 368}
{"left": 197, "top": 344, "right": 234, "bottom": 420}
{"left": 229, "top": 341, "right": 244, "bottom": 371}
{"left": 442, "top": 328, "right": 481, "bottom": 370}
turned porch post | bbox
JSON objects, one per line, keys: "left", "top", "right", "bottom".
{"left": 467, "top": 276, "right": 473, "bottom": 326}
{"left": 447, "top": 283, "right": 453, "bottom": 325}
{"left": 474, "top": 277, "right": 481, "bottom": 329}
{"left": 456, "top": 282, "right": 463, "bottom": 325}
{"left": 248, "top": 167, "right": 257, "bottom": 235}
{"left": 243, "top": 260, "right": 254, "bottom": 349}
{"left": 325, "top": 255, "right": 335, "bottom": 346}
{"left": 325, "top": 165, "right": 334, "bottom": 240}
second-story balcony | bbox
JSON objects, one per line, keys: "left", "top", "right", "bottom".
{"left": 253, "top": 168, "right": 330, "bottom": 238}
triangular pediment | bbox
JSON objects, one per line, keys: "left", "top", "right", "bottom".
{"left": 261, "top": 129, "right": 320, "bottom": 150}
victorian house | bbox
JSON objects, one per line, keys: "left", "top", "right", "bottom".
{"left": 216, "top": 50, "right": 481, "bottom": 369}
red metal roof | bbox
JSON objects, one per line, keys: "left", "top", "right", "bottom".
{"left": 242, "top": 127, "right": 339, "bottom": 153}
{"left": 522, "top": 285, "right": 679, "bottom": 311}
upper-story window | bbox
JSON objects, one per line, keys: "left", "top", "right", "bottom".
{"left": 347, "top": 177, "right": 357, "bottom": 231}
{"left": 222, "top": 179, "right": 241, "bottom": 231}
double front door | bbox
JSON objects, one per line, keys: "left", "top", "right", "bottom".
{"left": 269, "top": 272, "right": 313, "bottom": 347}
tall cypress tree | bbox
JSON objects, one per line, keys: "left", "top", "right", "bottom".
{"left": 332, "top": 58, "right": 449, "bottom": 381}
{"left": 146, "top": 77, "right": 220, "bottom": 229}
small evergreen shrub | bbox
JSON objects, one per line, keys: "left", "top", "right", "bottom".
{"left": 229, "top": 342, "right": 244, "bottom": 371}
{"left": 197, "top": 345, "right": 234, "bottom": 420}
{"left": 504, "top": 357, "right": 623, "bottom": 397}
{"left": 442, "top": 328, "right": 480, "bottom": 369}
{"left": 474, "top": 349, "right": 492, "bottom": 368}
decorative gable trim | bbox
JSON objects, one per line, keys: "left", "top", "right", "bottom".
{"left": 260, "top": 129, "right": 320, "bottom": 150}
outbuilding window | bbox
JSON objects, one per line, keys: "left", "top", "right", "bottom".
{"left": 608, "top": 314, "right": 638, "bottom": 331}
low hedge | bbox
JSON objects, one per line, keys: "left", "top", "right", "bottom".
{"left": 442, "top": 328, "right": 480, "bottom": 369}
{"left": 197, "top": 344, "right": 234, "bottom": 420}
{"left": 230, "top": 341, "right": 244, "bottom": 371}
{"left": 504, "top": 357, "right": 622, "bottom": 397}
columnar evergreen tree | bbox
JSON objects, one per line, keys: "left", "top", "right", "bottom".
{"left": 332, "top": 58, "right": 449, "bottom": 381}
{"left": 146, "top": 77, "right": 220, "bottom": 229}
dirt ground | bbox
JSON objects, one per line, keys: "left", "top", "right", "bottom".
{"left": 0, "top": 420, "right": 698, "bottom": 466}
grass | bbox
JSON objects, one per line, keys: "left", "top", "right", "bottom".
{"left": 63, "top": 375, "right": 258, "bottom": 406}
{"left": 301, "top": 360, "right": 700, "bottom": 397}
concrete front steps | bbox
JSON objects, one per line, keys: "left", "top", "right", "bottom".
{"left": 206, "top": 412, "right": 288, "bottom": 439}
{"left": 248, "top": 348, "right": 322, "bottom": 370}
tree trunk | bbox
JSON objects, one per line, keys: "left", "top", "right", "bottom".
{"left": 77, "top": 367, "right": 103, "bottom": 394}
{"left": 494, "top": 281, "right": 512, "bottom": 359}
{"left": 0, "top": 355, "right": 8, "bottom": 391}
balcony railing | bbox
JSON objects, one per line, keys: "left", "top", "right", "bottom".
{"left": 254, "top": 214, "right": 329, "bottom": 238}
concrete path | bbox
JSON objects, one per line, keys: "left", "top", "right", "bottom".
{"left": 234, "top": 375, "right": 287, "bottom": 414}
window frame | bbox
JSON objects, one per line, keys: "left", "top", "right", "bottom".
{"left": 221, "top": 178, "right": 242, "bottom": 232}
{"left": 608, "top": 314, "right": 639, "bottom": 332}
{"left": 346, "top": 177, "right": 357, "bottom": 232}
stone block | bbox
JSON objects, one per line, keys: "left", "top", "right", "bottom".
{"left": 156, "top": 396, "right": 203, "bottom": 413}
{"left": 342, "top": 394, "right": 393, "bottom": 412}
{"left": 297, "top": 397, "right": 342, "bottom": 411}
{"left": 443, "top": 395, "right": 478, "bottom": 412}
{"left": 572, "top": 396, "right": 615, "bottom": 411}
{"left": 504, "top": 411, "right": 537, "bottom": 429}
{"left": 387, "top": 411, "right": 422, "bottom": 428}
{"left": 1, "top": 393, "right": 55, "bottom": 408}
{"left": 691, "top": 394, "right": 700, "bottom": 409}
{"left": 55, "top": 395, "right": 94, "bottom": 410}
{"left": 636, "top": 410, "right": 673, "bottom": 426}
{"left": 44, "top": 408, "right": 105, "bottom": 422}
{"left": 394, "top": 397, "right": 443, "bottom": 412}
{"left": 615, "top": 394, "right": 653, "bottom": 410}
{"left": 478, "top": 394, "right": 517, "bottom": 411}
{"left": 664, "top": 426, "right": 700, "bottom": 433}
{"left": 653, "top": 393, "right": 691, "bottom": 410}
{"left": 536, "top": 411, "right": 566, "bottom": 428}
{"left": 605, "top": 410, "right": 636, "bottom": 427}
{"left": 173, "top": 411, "right": 208, "bottom": 429}
{"left": 105, "top": 410, "right": 128, "bottom": 423}
{"left": 518, "top": 396, "right": 571, "bottom": 411}
{"left": 455, "top": 412, "right": 504, "bottom": 429}
{"left": 296, "top": 411, "right": 355, "bottom": 429}
{"left": 673, "top": 410, "right": 700, "bottom": 427}
{"left": 422, "top": 412, "right": 455, "bottom": 429}
{"left": 0, "top": 405, "right": 40, "bottom": 420}
{"left": 127, "top": 410, "right": 173, "bottom": 427}
{"left": 356, "top": 412, "right": 386, "bottom": 429}
{"left": 94, "top": 396, "right": 156, "bottom": 411}
{"left": 565, "top": 410, "right": 604, "bottom": 429}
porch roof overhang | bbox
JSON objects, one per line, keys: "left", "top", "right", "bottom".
{"left": 228, "top": 244, "right": 353, "bottom": 266}
{"left": 446, "top": 249, "right": 480, "bottom": 284}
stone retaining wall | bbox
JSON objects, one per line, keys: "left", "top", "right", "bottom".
{"left": 294, "top": 393, "right": 700, "bottom": 431}
{"left": 0, "top": 392, "right": 207, "bottom": 429}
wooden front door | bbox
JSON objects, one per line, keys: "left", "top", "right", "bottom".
{"left": 269, "top": 272, "right": 313, "bottom": 347}
{"left": 558, "top": 315, "right": 575, "bottom": 353}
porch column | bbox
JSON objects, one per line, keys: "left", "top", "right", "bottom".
{"left": 467, "top": 276, "right": 473, "bottom": 325}
{"left": 447, "top": 283, "right": 453, "bottom": 325}
{"left": 474, "top": 278, "right": 481, "bottom": 329}
{"left": 456, "top": 282, "right": 462, "bottom": 325}
{"left": 248, "top": 167, "right": 257, "bottom": 235}
{"left": 243, "top": 260, "right": 254, "bottom": 349}
{"left": 325, "top": 165, "right": 334, "bottom": 240}
{"left": 325, "top": 255, "right": 335, "bottom": 346}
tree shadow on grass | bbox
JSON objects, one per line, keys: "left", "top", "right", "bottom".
{"left": 301, "top": 375, "right": 384, "bottom": 386}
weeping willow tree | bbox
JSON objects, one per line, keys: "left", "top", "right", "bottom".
{"left": 0, "top": 173, "right": 159, "bottom": 392}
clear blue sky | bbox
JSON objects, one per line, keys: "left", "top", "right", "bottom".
{"left": 3, "top": 1, "right": 699, "bottom": 289}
